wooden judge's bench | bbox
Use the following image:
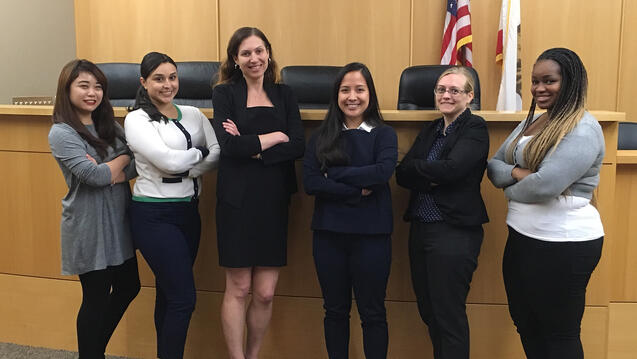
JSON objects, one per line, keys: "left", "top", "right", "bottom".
{"left": 0, "top": 105, "right": 635, "bottom": 358}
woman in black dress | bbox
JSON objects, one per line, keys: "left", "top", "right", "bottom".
{"left": 212, "top": 27, "right": 305, "bottom": 359}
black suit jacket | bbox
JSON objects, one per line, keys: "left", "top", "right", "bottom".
{"left": 395, "top": 109, "right": 489, "bottom": 226}
{"left": 211, "top": 77, "right": 305, "bottom": 208}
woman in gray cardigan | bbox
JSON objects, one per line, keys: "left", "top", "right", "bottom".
{"left": 48, "top": 59, "right": 140, "bottom": 359}
{"left": 487, "top": 48, "right": 604, "bottom": 359}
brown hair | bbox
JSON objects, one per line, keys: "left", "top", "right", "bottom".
{"left": 216, "top": 27, "right": 278, "bottom": 85}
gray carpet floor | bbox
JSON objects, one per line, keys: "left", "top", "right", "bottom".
{"left": 0, "top": 342, "right": 137, "bottom": 359}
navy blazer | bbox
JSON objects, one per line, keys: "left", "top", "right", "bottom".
{"left": 395, "top": 109, "right": 489, "bottom": 226}
{"left": 212, "top": 77, "right": 305, "bottom": 208}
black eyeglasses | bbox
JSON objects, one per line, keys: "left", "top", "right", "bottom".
{"left": 434, "top": 86, "right": 468, "bottom": 96}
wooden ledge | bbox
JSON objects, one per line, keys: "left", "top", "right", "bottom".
{"left": 617, "top": 150, "right": 637, "bottom": 164}
{"left": 0, "top": 105, "right": 627, "bottom": 123}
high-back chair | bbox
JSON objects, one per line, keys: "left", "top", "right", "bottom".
{"left": 397, "top": 65, "right": 481, "bottom": 110}
{"left": 280, "top": 66, "right": 343, "bottom": 109}
{"left": 173, "top": 61, "right": 220, "bottom": 108}
{"left": 97, "top": 61, "right": 221, "bottom": 108}
{"left": 96, "top": 63, "right": 139, "bottom": 108}
{"left": 618, "top": 122, "right": 637, "bottom": 150}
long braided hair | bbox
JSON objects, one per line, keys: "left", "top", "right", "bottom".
{"left": 505, "top": 47, "right": 588, "bottom": 172}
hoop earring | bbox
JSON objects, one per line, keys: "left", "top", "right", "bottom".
{"left": 268, "top": 58, "right": 271, "bottom": 63}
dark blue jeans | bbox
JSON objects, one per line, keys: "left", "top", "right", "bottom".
{"left": 503, "top": 226, "right": 603, "bottom": 359}
{"left": 313, "top": 230, "right": 391, "bottom": 359}
{"left": 130, "top": 200, "right": 201, "bottom": 359}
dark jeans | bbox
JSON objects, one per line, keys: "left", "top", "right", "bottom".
{"left": 503, "top": 226, "right": 603, "bottom": 359}
{"left": 77, "top": 256, "right": 140, "bottom": 359}
{"left": 130, "top": 200, "right": 201, "bottom": 359}
{"left": 313, "top": 230, "right": 392, "bottom": 359}
{"left": 408, "top": 221, "right": 483, "bottom": 359}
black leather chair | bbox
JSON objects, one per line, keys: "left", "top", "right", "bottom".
{"left": 397, "top": 65, "right": 481, "bottom": 110}
{"left": 618, "top": 122, "right": 637, "bottom": 150}
{"left": 97, "top": 61, "right": 220, "bottom": 108}
{"left": 96, "top": 63, "right": 139, "bottom": 108}
{"left": 173, "top": 61, "right": 220, "bottom": 108}
{"left": 280, "top": 66, "right": 343, "bottom": 109}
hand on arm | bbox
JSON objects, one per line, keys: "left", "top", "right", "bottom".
{"left": 503, "top": 124, "right": 603, "bottom": 203}
{"left": 104, "top": 154, "right": 131, "bottom": 184}
{"left": 511, "top": 166, "right": 532, "bottom": 181}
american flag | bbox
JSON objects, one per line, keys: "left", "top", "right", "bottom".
{"left": 440, "top": 0, "right": 473, "bottom": 67}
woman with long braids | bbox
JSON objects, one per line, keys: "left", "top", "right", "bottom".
{"left": 303, "top": 62, "right": 397, "bottom": 359}
{"left": 49, "top": 59, "right": 140, "bottom": 358}
{"left": 212, "top": 27, "right": 305, "bottom": 359}
{"left": 124, "top": 52, "right": 220, "bottom": 359}
{"left": 487, "top": 47, "right": 604, "bottom": 359}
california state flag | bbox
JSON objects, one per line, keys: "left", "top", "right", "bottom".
{"left": 496, "top": 0, "right": 521, "bottom": 111}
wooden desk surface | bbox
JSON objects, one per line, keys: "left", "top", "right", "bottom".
{"left": 0, "top": 105, "right": 629, "bottom": 123}
{"left": 617, "top": 150, "right": 637, "bottom": 164}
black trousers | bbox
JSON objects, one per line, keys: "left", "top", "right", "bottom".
{"left": 77, "top": 256, "right": 140, "bottom": 359}
{"left": 130, "top": 200, "right": 201, "bottom": 359}
{"left": 408, "top": 221, "right": 483, "bottom": 359}
{"left": 313, "top": 230, "right": 392, "bottom": 359}
{"left": 503, "top": 226, "right": 603, "bottom": 359}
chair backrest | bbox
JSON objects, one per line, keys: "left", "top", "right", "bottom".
{"left": 97, "top": 61, "right": 221, "bottom": 108}
{"left": 96, "top": 63, "right": 139, "bottom": 108}
{"left": 618, "top": 122, "right": 637, "bottom": 150}
{"left": 397, "top": 65, "right": 481, "bottom": 110}
{"left": 173, "top": 61, "right": 220, "bottom": 108}
{"left": 280, "top": 66, "right": 343, "bottom": 109}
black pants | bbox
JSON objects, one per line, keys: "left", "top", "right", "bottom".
{"left": 503, "top": 227, "right": 603, "bottom": 359}
{"left": 313, "top": 231, "right": 391, "bottom": 359}
{"left": 77, "top": 256, "right": 140, "bottom": 359}
{"left": 408, "top": 221, "right": 483, "bottom": 359}
{"left": 130, "top": 200, "right": 201, "bottom": 359}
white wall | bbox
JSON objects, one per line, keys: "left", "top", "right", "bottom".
{"left": 0, "top": 0, "right": 76, "bottom": 103}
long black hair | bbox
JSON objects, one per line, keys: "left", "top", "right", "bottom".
{"left": 130, "top": 51, "right": 177, "bottom": 122}
{"left": 52, "top": 59, "right": 119, "bottom": 158}
{"left": 314, "top": 62, "right": 384, "bottom": 171}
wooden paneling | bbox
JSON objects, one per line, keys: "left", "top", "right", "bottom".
{"left": 0, "top": 273, "right": 610, "bottom": 359}
{"left": 0, "top": 113, "right": 53, "bottom": 152}
{"left": 73, "top": 0, "right": 219, "bottom": 62}
{"left": 413, "top": 0, "right": 623, "bottom": 111}
{"left": 617, "top": 0, "right": 637, "bottom": 123}
{"left": 611, "top": 164, "right": 637, "bottom": 301}
{"left": 0, "top": 152, "right": 67, "bottom": 279}
{"left": 521, "top": 1, "right": 623, "bottom": 111}
{"left": 73, "top": 0, "right": 628, "bottom": 112}
{"left": 217, "top": 0, "right": 411, "bottom": 111}
{"left": 608, "top": 303, "right": 637, "bottom": 359}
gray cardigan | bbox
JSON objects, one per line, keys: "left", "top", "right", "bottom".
{"left": 487, "top": 111, "right": 604, "bottom": 203}
{"left": 48, "top": 122, "right": 137, "bottom": 275}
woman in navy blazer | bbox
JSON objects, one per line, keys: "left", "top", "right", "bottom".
{"left": 211, "top": 27, "right": 304, "bottom": 359}
{"left": 395, "top": 66, "right": 489, "bottom": 359}
{"left": 304, "top": 62, "right": 398, "bottom": 359}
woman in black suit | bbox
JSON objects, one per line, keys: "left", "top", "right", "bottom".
{"left": 395, "top": 66, "right": 489, "bottom": 359}
{"left": 211, "top": 27, "right": 305, "bottom": 359}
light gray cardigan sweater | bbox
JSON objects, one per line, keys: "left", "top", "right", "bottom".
{"left": 487, "top": 111, "right": 605, "bottom": 203}
{"left": 49, "top": 122, "right": 137, "bottom": 275}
